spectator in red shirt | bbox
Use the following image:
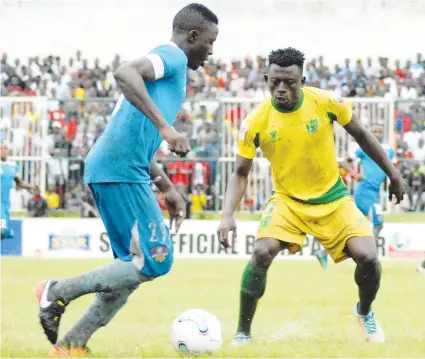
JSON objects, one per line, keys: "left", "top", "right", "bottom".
{"left": 394, "top": 60, "right": 406, "bottom": 80}
{"left": 50, "top": 102, "right": 66, "bottom": 124}
{"left": 6, "top": 75, "right": 25, "bottom": 95}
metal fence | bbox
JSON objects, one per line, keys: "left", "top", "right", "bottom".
{"left": 2, "top": 96, "right": 425, "bottom": 215}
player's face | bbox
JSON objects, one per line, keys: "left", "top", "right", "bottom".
{"left": 372, "top": 127, "right": 384, "bottom": 142}
{"left": 1, "top": 144, "right": 8, "bottom": 161}
{"left": 266, "top": 64, "right": 303, "bottom": 111}
{"left": 187, "top": 24, "right": 218, "bottom": 70}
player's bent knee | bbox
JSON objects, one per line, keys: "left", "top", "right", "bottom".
{"left": 139, "top": 246, "right": 174, "bottom": 278}
{"left": 131, "top": 221, "right": 174, "bottom": 278}
{"left": 353, "top": 250, "right": 380, "bottom": 269}
{"left": 346, "top": 236, "right": 379, "bottom": 265}
{"left": 252, "top": 238, "right": 283, "bottom": 269}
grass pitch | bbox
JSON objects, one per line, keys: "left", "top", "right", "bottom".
{"left": 1, "top": 258, "right": 424, "bottom": 358}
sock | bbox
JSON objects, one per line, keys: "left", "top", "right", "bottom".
{"left": 49, "top": 259, "right": 145, "bottom": 303}
{"left": 355, "top": 261, "right": 381, "bottom": 316}
{"left": 58, "top": 285, "right": 138, "bottom": 348}
{"left": 237, "top": 261, "right": 267, "bottom": 335}
{"left": 372, "top": 227, "right": 382, "bottom": 240}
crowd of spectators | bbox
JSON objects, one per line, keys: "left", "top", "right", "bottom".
{"left": 2, "top": 50, "right": 425, "bottom": 215}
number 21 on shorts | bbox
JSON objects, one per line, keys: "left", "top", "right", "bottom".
{"left": 148, "top": 221, "right": 167, "bottom": 243}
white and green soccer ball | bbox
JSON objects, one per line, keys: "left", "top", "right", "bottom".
{"left": 171, "top": 309, "right": 223, "bottom": 355}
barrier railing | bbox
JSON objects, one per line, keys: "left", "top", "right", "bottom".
{"left": 2, "top": 96, "right": 424, "bottom": 214}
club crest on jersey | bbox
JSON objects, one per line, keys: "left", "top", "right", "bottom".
{"left": 306, "top": 119, "right": 319, "bottom": 135}
{"left": 269, "top": 130, "right": 282, "bottom": 144}
{"left": 151, "top": 245, "right": 168, "bottom": 263}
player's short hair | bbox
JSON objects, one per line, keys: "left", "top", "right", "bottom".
{"left": 371, "top": 123, "right": 384, "bottom": 130}
{"left": 172, "top": 3, "right": 218, "bottom": 32}
{"left": 268, "top": 48, "right": 305, "bottom": 70}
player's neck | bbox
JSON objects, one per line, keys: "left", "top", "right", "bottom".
{"left": 170, "top": 35, "right": 189, "bottom": 55}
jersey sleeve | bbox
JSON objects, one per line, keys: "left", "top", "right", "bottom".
{"left": 237, "top": 114, "right": 258, "bottom": 160}
{"left": 148, "top": 45, "right": 187, "bottom": 80}
{"left": 329, "top": 95, "right": 353, "bottom": 126}
{"left": 355, "top": 147, "right": 365, "bottom": 159}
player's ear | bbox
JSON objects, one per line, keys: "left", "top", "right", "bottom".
{"left": 301, "top": 76, "right": 306, "bottom": 85}
{"left": 188, "top": 30, "right": 199, "bottom": 44}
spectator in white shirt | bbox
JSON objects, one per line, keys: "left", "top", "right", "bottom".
{"left": 415, "top": 137, "right": 425, "bottom": 162}
{"left": 403, "top": 122, "right": 423, "bottom": 152}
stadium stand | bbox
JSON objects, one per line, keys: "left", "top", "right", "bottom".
{"left": 1, "top": 51, "right": 425, "bottom": 215}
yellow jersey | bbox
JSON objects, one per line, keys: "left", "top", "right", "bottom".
{"left": 238, "top": 87, "right": 352, "bottom": 204}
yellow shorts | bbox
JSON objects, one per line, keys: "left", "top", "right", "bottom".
{"left": 256, "top": 193, "right": 372, "bottom": 263}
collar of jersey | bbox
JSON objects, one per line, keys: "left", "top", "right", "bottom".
{"left": 271, "top": 89, "right": 304, "bottom": 113}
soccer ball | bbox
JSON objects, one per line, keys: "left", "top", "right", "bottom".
{"left": 171, "top": 309, "right": 223, "bottom": 355}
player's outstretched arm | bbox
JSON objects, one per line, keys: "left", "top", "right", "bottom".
{"left": 217, "top": 155, "right": 253, "bottom": 248}
{"left": 114, "top": 58, "right": 190, "bottom": 156}
{"left": 343, "top": 114, "right": 405, "bottom": 203}
{"left": 15, "top": 176, "right": 38, "bottom": 192}
{"left": 150, "top": 160, "right": 185, "bottom": 232}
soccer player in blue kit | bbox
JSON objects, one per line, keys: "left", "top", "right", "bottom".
{"left": 353, "top": 124, "right": 395, "bottom": 240}
{"left": 34, "top": 3, "right": 219, "bottom": 355}
{"left": 1, "top": 142, "right": 38, "bottom": 239}
{"left": 315, "top": 124, "right": 396, "bottom": 269}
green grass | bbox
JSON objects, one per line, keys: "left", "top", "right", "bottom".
{"left": 1, "top": 258, "right": 425, "bottom": 357}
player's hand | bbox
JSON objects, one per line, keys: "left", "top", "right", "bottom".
{"left": 388, "top": 174, "right": 405, "bottom": 204}
{"left": 31, "top": 185, "right": 40, "bottom": 193}
{"left": 217, "top": 215, "right": 237, "bottom": 249}
{"left": 160, "top": 126, "right": 191, "bottom": 158}
{"left": 164, "top": 188, "right": 186, "bottom": 233}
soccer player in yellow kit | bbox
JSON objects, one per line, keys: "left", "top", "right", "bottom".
{"left": 217, "top": 48, "right": 405, "bottom": 344}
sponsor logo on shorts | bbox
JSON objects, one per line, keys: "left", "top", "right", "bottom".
{"left": 151, "top": 245, "right": 169, "bottom": 263}
{"left": 260, "top": 202, "right": 276, "bottom": 228}
{"left": 356, "top": 216, "right": 369, "bottom": 227}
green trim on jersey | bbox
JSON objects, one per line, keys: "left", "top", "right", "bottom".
{"left": 305, "top": 177, "right": 349, "bottom": 204}
{"left": 271, "top": 177, "right": 349, "bottom": 205}
{"left": 254, "top": 132, "right": 260, "bottom": 148}
{"left": 271, "top": 89, "right": 304, "bottom": 113}
{"left": 327, "top": 112, "right": 337, "bottom": 124}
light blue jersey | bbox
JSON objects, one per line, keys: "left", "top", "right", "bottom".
{"left": 355, "top": 144, "right": 395, "bottom": 192}
{"left": 1, "top": 161, "right": 19, "bottom": 236}
{"left": 83, "top": 43, "right": 188, "bottom": 278}
{"left": 1, "top": 161, "right": 19, "bottom": 208}
{"left": 354, "top": 143, "right": 395, "bottom": 226}
{"left": 84, "top": 43, "right": 188, "bottom": 184}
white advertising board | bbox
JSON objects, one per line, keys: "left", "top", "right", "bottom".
{"left": 21, "top": 219, "right": 424, "bottom": 260}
